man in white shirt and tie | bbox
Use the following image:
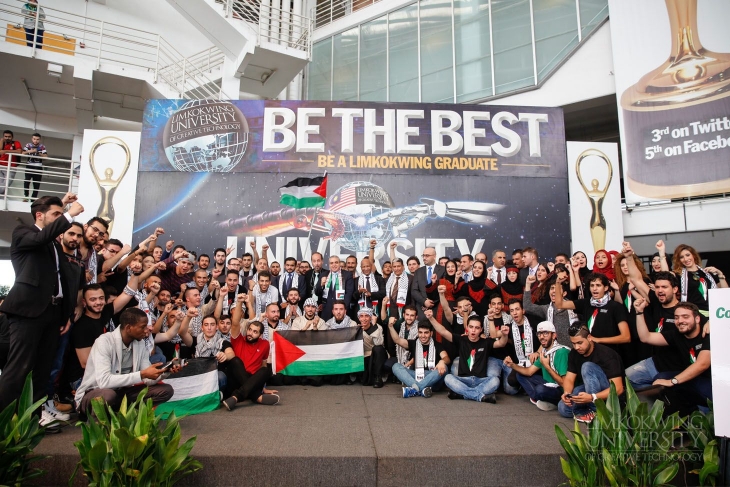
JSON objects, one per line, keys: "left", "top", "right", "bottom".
{"left": 411, "top": 247, "right": 444, "bottom": 320}
{"left": 489, "top": 250, "right": 508, "bottom": 285}
{"left": 460, "top": 254, "right": 474, "bottom": 283}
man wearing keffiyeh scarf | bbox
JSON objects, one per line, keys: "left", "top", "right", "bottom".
{"left": 389, "top": 320, "right": 450, "bottom": 398}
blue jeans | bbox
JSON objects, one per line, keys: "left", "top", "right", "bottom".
{"left": 218, "top": 370, "right": 227, "bottom": 391}
{"left": 517, "top": 373, "right": 563, "bottom": 404}
{"left": 625, "top": 357, "right": 660, "bottom": 391}
{"left": 444, "top": 374, "right": 500, "bottom": 402}
{"left": 450, "top": 357, "right": 459, "bottom": 376}
{"left": 392, "top": 363, "right": 446, "bottom": 392}
{"left": 489, "top": 357, "right": 520, "bottom": 395}
{"left": 47, "top": 327, "right": 72, "bottom": 398}
{"left": 558, "top": 362, "right": 610, "bottom": 418}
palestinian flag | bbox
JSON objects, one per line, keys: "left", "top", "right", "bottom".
{"left": 273, "top": 328, "right": 364, "bottom": 376}
{"left": 155, "top": 358, "right": 220, "bottom": 417}
{"left": 279, "top": 175, "right": 327, "bottom": 209}
{"left": 586, "top": 309, "right": 599, "bottom": 332}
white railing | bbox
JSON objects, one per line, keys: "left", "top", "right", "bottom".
{"left": 0, "top": 0, "right": 224, "bottom": 99}
{"left": 314, "top": 0, "right": 382, "bottom": 29}
{"left": 223, "top": 0, "right": 313, "bottom": 55}
{"left": 1, "top": 154, "right": 77, "bottom": 210}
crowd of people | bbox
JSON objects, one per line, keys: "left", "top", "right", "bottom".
{"left": 1, "top": 129, "right": 48, "bottom": 201}
{"left": 0, "top": 192, "right": 725, "bottom": 432}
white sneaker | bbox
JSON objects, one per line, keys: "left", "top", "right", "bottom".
{"left": 39, "top": 408, "right": 60, "bottom": 427}
{"left": 536, "top": 400, "right": 557, "bottom": 411}
{"left": 44, "top": 400, "right": 71, "bottom": 421}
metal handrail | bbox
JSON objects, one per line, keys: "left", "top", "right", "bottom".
{"left": 314, "top": 0, "right": 382, "bottom": 29}
{"left": 1, "top": 154, "right": 77, "bottom": 210}
{"left": 223, "top": 0, "right": 313, "bottom": 55}
{"left": 0, "top": 0, "right": 225, "bottom": 99}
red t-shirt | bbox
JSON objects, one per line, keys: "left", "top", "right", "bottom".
{"left": 231, "top": 334, "right": 269, "bottom": 374}
{"left": 1, "top": 141, "right": 22, "bottom": 167}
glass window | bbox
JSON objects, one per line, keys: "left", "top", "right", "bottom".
{"left": 454, "top": 0, "right": 492, "bottom": 102}
{"left": 579, "top": 0, "right": 608, "bottom": 39}
{"left": 308, "top": 38, "right": 332, "bottom": 101}
{"left": 359, "top": 16, "right": 388, "bottom": 102}
{"left": 388, "top": 4, "right": 419, "bottom": 102}
{"left": 333, "top": 27, "right": 359, "bottom": 101}
{"left": 534, "top": 0, "right": 579, "bottom": 81}
{"left": 491, "top": 0, "right": 534, "bottom": 94}
{"left": 420, "top": 0, "right": 454, "bottom": 103}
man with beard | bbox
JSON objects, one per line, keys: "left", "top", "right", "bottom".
{"left": 280, "top": 289, "right": 302, "bottom": 327}
{"left": 240, "top": 252, "right": 254, "bottom": 278}
{"left": 59, "top": 222, "right": 83, "bottom": 257}
{"left": 224, "top": 320, "right": 279, "bottom": 410}
{"left": 219, "top": 270, "right": 245, "bottom": 317}
{"left": 411, "top": 247, "right": 444, "bottom": 320}
{"left": 278, "top": 257, "right": 305, "bottom": 306}
{"left": 197, "top": 254, "right": 210, "bottom": 273}
{"left": 247, "top": 271, "right": 279, "bottom": 320}
{"left": 325, "top": 301, "right": 356, "bottom": 329}
{"left": 504, "top": 321, "right": 570, "bottom": 411}
{"left": 382, "top": 258, "right": 412, "bottom": 322}
{"left": 298, "top": 260, "right": 311, "bottom": 277}
{"left": 382, "top": 305, "right": 419, "bottom": 380}
{"left": 304, "top": 252, "right": 328, "bottom": 300}
{"left": 269, "top": 261, "right": 281, "bottom": 283}
{"left": 634, "top": 299, "right": 711, "bottom": 415}
{"left": 559, "top": 325, "right": 624, "bottom": 423}
{"left": 77, "top": 216, "right": 108, "bottom": 284}
{"left": 345, "top": 255, "right": 358, "bottom": 276}
{"left": 0, "top": 194, "right": 84, "bottom": 416}
{"left": 357, "top": 308, "right": 386, "bottom": 388}
{"left": 315, "top": 256, "right": 354, "bottom": 321}
{"left": 244, "top": 257, "right": 270, "bottom": 293}
{"left": 490, "top": 299, "right": 538, "bottom": 395}
{"left": 212, "top": 248, "right": 227, "bottom": 284}
{"left": 291, "top": 298, "right": 326, "bottom": 331}
{"left": 390, "top": 318, "right": 449, "bottom": 398}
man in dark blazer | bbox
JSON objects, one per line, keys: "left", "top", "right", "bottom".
{"left": 304, "top": 251, "right": 328, "bottom": 299}
{"left": 0, "top": 194, "right": 85, "bottom": 412}
{"left": 410, "top": 247, "right": 445, "bottom": 319}
{"left": 352, "top": 257, "right": 386, "bottom": 317}
{"left": 314, "top": 255, "right": 354, "bottom": 321}
{"left": 382, "top": 258, "right": 413, "bottom": 321}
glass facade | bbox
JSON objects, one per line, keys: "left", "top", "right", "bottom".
{"left": 308, "top": 0, "right": 608, "bottom": 102}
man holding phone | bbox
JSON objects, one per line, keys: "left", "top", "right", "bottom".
{"left": 75, "top": 308, "right": 183, "bottom": 416}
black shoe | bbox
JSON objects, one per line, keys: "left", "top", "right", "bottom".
{"left": 223, "top": 397, "right": 237, "bottom": 411}
{"left": 480, "top": 393, "right": 497, "bottom": 404}
{"left": 373, "top": 379, "right": 384, "bottom": 389}
{"left": 448, "top": 391, "right": 464, "bottom": 400}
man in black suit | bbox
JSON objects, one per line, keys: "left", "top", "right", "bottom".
{"left": 353, "top": 257, "right": 386, "bottom": 313}
{"left": 0, "top": 194, "right": 84, "bottom": 414}
{"left": 304, "top": 251, "right": 328, "bottom": 299}
{"left": 314, "top": 255, "right": 354, "bottom": 321}
{"left": 411, "top": 247, "right": 445, "bottom": 319}
{"left": 518, "top": 246, "right": 540, "bottom": 286}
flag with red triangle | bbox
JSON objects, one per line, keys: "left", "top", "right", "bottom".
{"left": 273, "top": 328, "right": 364, "bottom": 376}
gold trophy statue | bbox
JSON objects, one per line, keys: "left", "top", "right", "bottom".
{"left": 576, "top": 149, "right": 613, "bottom": 253}
{"left": 89, "top": 137, "right": 131, "bottom": 236}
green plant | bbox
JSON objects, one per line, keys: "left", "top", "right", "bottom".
{"left": 0, "top": 373, "right": 48, "bottom": 486}
{"left": 556, "top": 381, "right": 683, "bottom": 487}
{"left": 686, "top": 403, "right": 720, "bottom": 486}
{"left": 70, "top": 389, "right": 202, "bottom": 486}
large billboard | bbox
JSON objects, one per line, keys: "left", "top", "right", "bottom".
{"left": 134, "top": 100, "right": 569, "bottom": 265}
{"left": 609, "top": 0, "right": 730, "bottom": 203}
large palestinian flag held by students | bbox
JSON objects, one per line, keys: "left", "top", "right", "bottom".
{"left": 273, "top": 328, "right": 364, "bottom": 376}
{"left": 155, "top": 358, "right": 219, "bottom": 417}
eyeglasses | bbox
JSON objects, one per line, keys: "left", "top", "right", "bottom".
{"left": 421, "top": 253, "right": 435, "bottom": 258}
{"left": 536, "top": 331, "right": 552, "bottom": 336}
{"left": 88, "top": 224, "right": 105, "bottom": 236}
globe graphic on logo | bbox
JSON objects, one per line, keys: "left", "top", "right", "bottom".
{"left": 162, "top": 100, "right": 249, "bottom": 172}
{"left": 325, "top": 181, "right": 396, "bottom": 252}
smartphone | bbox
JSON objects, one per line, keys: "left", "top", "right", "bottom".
{"left": 565, "top": 394, "right": 573, "bottom": 399}
{"left": 158, "top": 360, "right": 176, "bottom": 371}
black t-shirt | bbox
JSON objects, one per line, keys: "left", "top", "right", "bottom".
{"left": 406, "top": 339, "right": 446, "bottom": 370}
{"left": 661, "top": 328, "right": 711, "bottom": 378}
{"left": 646, "top": 297, "right": 708, "bottom": 372}
{"left": 567, "top": 343, "right": 624, "bottom": 387}
{"left": 682, "top": 269, "right": 718, "bottom": 311}
{"left": 491, "top": 321, "right": 539, "bottom": 362}
{"left": 67, "top": 303, "right": 115, "bottom": 381}
{"left": 452, "top": 334, "right": 493, "bottom": 378}
{"left": 573, "top": 299, "right": 628, "bottom": 342}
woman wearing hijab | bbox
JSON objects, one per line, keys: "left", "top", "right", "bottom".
{"left": 436, "top": 259, "right": 461, "bottom": 323}
{"left": 500, "top": 265, "right": 523, "bottom": 305}
{"left": 672, "top": 243, "right": 727, "bottom": 314}
{"left": 592, "top": 249, "right": 616, "bottom": 282}
{"left": 455, "top": 260, "right": 496, "bottom": 318}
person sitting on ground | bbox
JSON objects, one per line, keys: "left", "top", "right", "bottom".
{"left": 633, "top": 299, "right": 712, "bottom": 416}
{"left": 426, "top": 310, "right": 508, "bottom": 403}
{"left": 223, "top": 319, "right": 280, "bottom": 410}
{"left": 195, "top": 316, "right": 235, "bottom": 390}
{"left": 74, "top": 308, "right": 181, "bottom": 416}
{"left": 504, "top": 321, "right": 570, "bottom": 411}
{"left": 291, "top": 298, "right": 326, "bottom": 331}
{"left": 381, "top": 305, "right": 419, "bottom": 381}
{"left": 490, "top": 299, "right": 537, "bottom": 396}
{"left": 558, "top": 324, "right": 625, "bottom": 423}
{"left": 389, "top": 317, "right": 450, "bottom": 398}
{"left": 324, "top": 300, "right": 356, "bottom": 329}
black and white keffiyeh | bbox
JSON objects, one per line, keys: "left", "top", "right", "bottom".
{"left": 252, "top": 285, "right": 279, "bottom": 317}
{"left": 546, "top": 303, "right": 579, "bottom": 325}
{"left": 415, "top": 338, "right": 436, "bottom": 381}
{"left": 543, "top": 339, "right": 570, "bottom": 372}
{"left": 512, "top": 318, "right": 535, "bottom": 366}
{"left": 196, "top": 331, "right": 225, "bottom": 358}
{"left": 590, "top": 294, "right": 611, "bottom": 307}
{"left": 681, "top": 267, "right": 716, "bottom": 303}
{"left": 396, "top": 322, "right": 419, "bottom": 366}
{"left": 385, "top": 273, "right": 409, "bottom": 310}
{"left": 325, "top": 315, "right": 355, "bottom": 330}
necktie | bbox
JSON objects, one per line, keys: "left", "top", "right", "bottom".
{"left": 530, "top": 267, "right": 536, "bottom": 276}
{"left": 285, "top": 273, "right": 292, "bottom": 294}
{"left": 390, "top": 276, "right": 399, "bottom": 305}
{"left": 427, "top": 266, "right": 432, "bottom": 285}
{"left": 464, "top": 272, "right": 470, "bottom": 283}
{"left": 313, "top": 272, "right": 319, "bottom": 290}
{"left": 365, "top": 275, "right": 371, "bottom": 307}
{"left": 497, "top": 269, "right": 502, "bottom": 284}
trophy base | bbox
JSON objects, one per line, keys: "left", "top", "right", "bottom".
{"left": 627, "top": 176, "right": 730, "bottom": 200}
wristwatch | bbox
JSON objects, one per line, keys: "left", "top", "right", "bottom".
{"left": 591, "top": 393, "right": 598, "bottom": 402}
{"left": 671, "top": 377, "right": 679, "bottom": 385}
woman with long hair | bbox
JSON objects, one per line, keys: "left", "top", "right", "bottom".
{"left": 613, "top": 254, "right": 652, "bottom": 366}
{"left": 529, "top": 263, "right": 552, "bottom": 306}
{"left": 672, "top": 244, "right": 727, "bottom": 313}
{"left": 456, "top": 260, "right": 496, "bottom": 318}
{"left": 436, "top": 259, "right": 461, "bottom": 323}
{"left": 572, "top": 251, "right": 591, "bottom": 280}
